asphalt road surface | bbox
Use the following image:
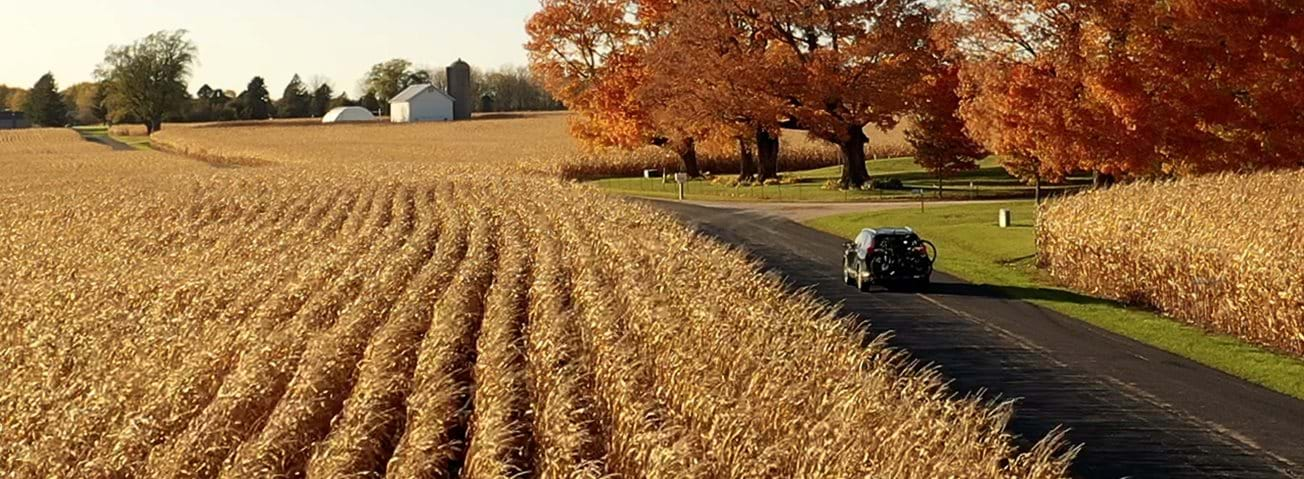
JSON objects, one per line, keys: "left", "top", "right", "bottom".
{"left": 651, "top": 199, "right": 1304, "bottom": 479}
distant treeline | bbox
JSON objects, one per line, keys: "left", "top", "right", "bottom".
{"left": 1, "top": 57, "right": 564, "bottom": 128}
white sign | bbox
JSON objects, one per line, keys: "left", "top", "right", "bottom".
{"left": 674, "top": 173, "right": 689, "bottom": 184}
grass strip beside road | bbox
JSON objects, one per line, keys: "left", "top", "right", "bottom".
{"left": 807, "top": 201, "right": 1304, "bottom": 400}
{"left": 592, "top": 157, "right": 1090, "bottom": 203}
{"left": 74, "top": 125, "right": 153, "bottom": 150}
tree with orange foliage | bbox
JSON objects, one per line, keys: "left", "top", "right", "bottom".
{"left": 907, "top": 43, "right": 986, "bottom": 198}
{"left": 952, "top": 0, "right": 1149, "bottom": 190}
{"left": 1080, "top": 0, "right": 1304, "bottom": 175}
{"left": 656, "top": 0, "right": 934, "bottom": 188}
{"left": 527, "top": 0, "right": 707, "bottom": 177}
{"left": 642, "top": 0, "right": 792, "bottom": 182}
{"left": 954, "top": 0, "right": 1304, "bottom": 184}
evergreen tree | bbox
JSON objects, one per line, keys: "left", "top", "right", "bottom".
{"left": 23, "top": 73, "right": 67, "bottom": 127}
{"left": 310, "top": 83, "right": 334, "bottom": 117}
{"left": 329, "top": 92, "right": 355, "bottom": 110}
{"left": 359, "top": 91, "right": 381, "bottom": 114}
{"left": 196, "top": 84, "right": 214, "bottom": 102}
{"left": 240, "top": 76, "right": 272, "bottom": 120}
{"left": 276, "top": 74, "right": 311, "bottom": 118}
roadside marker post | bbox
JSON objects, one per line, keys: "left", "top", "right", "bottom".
{"left": 675, "top": 172, "right": 689, "bottom": 201}
{"left": 999, "top": 209, "right": 1012, "bottom": 228}
{"left": 914, "top": 189, "right": 924, "bottom": 212}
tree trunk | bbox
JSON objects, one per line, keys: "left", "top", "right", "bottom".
{"left": 737, "top": 138, "right": 756, "bottom": 182}
{"left": 674, "top": 137, "right": 702, "bottom": 178}
{"left": 838, "top": 126, "right": 871, "bottom": 189}
{"left": 1092, "top": 171, "right": 1116, "bottom": 189}
{"left": 1034, "top": 173, "right": 1043, "bottom": 205}
{"left": 756, "top": 128, "right": 780, "bottom": 181}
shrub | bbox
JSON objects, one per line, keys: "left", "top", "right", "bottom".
{"left": 108, "top": 124, "right": 150, "bottom": 137}
{"left": 873, "top": 178, "right": 904, "bottom": 190}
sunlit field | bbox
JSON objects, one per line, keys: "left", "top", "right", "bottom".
{"left": 1040, "top": 172, "right": 1304, "bottom": 357}
{"left": 152, "top": 112, "right": 911, "bottom": 178}
{"left": 0, "top": 120, "right": 1072, "bottom": 478}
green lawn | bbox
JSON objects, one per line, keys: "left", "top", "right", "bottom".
{"left": 807, "top": 201, "right": 1304, "bottom": 400}
{"left": 73, "top": 125, "right": 153, "bottom": 150}
{"left": 592, "top": 157, "right": 1090, "bottom": 202}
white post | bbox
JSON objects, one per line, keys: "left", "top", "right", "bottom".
{"left": 675, "top": 173, "right": 688, "bottom": 201}
{"left": 999, "top": 209, "right": 1012, "bottom": 228}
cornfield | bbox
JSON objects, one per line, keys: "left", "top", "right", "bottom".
{"left": 0, "top": 122, "right": 1070, "bottom": 478}
{"left": 153, "top": 112, "right": 910, "bottom": 178}
{"left": 1039, "top": 171, "right": 1304, "bottom": 356}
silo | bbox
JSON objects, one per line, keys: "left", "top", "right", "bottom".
{"left": 446, "top": 59, "right": 473, "bottom": 120}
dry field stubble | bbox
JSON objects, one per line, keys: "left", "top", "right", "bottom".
{"left": 152, "top": 112, "right": 910, "bottom": 177}
{"left": 1039, "top": 171, "right": 1304, "bottom": 356}
{"left": 1, "top": 123, "right": 1071, "bottom": 478}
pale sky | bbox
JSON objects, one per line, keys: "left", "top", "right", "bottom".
{"left": 2, "top": 0, "right": 540, "bottom": 96}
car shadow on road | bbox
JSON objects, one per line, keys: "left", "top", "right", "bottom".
{"left": 927, "top": 280, "right": 1127, "bottom": 309}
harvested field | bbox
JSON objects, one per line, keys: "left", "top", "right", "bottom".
{"left": 1, "top": 123, "right": 1070, "bottom": 478}
{"left": 1039, "top": 171, "right": 1304, "bottom": 356}
{"left": 153, "top": 112, "right": 911, "bottom": 177}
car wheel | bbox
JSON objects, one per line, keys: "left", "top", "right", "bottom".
{"left": 856, "top": 263, "right": 870, "bottom": 292}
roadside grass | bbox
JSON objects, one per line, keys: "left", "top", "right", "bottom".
{"left": 592, "top": 156, "right": 1090, "bottom": 202}
{"left": 806, "top": 201, "right": 1304, "bottom": 400}
{"left": 73, "top": 125, "right": 153, "bottom": 150}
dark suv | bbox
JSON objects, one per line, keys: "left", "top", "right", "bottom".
{"left": 842, "top": 227, "right": 936, "bottom": 291}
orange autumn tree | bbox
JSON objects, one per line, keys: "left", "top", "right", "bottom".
{"left": 527, "top": 0, "right": 706, "bottom": 176}
{"left": 953, "top": 0, "right": 1153, "bottom": 194}
{"left": 907, "top": 27, "right": 986, "bottom": 197}
{"left": 1080, "top": 0, "right": 1304, "bottom": 175}
{"left": 763, "top": 0, "right": 934, "bottom": 188}
{"left": 644, "top": 0, "right": 791, "bottom": 182}
{"left": 954, "top": 0, "right": 1304, "bottom": 184}
{"left": 643, "top": 0, "right": 934, "bottom": 188}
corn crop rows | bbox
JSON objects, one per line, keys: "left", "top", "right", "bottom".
{"left": 1, "top": 126, "right": 1069, "bottom": 477}
{"left": 1039, "top": 171, "right": 1304, "bottom": 356}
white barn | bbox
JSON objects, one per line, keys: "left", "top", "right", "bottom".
{"left": 390, "top": 84, "right": 455, "bottom": 123}
{"left": 322, "top": 106, "right": 376, "bottom": 123}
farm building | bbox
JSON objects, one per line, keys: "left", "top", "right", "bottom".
{"left": 447, "top": 59, "right": 473, "bottom": 120}
{"left": 390, "top": 84, "right": 455, "bottom": 123}
{"left": 322, "top": 106, "right": 376, "bottom": 123}
{"left": 0, "top": 111, "right": 29, "bottom": 129}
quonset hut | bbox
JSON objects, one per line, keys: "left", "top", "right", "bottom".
{"left": 322, "top": 106, "right": 376, "bottom": 123}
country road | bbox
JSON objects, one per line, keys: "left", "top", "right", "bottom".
{"left": 650, "top": 199, "right": 1304, "bottom": 479}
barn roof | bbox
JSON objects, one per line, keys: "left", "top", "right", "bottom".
{"left": 390, "top": 84, "right": 456, "bottom": 104}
